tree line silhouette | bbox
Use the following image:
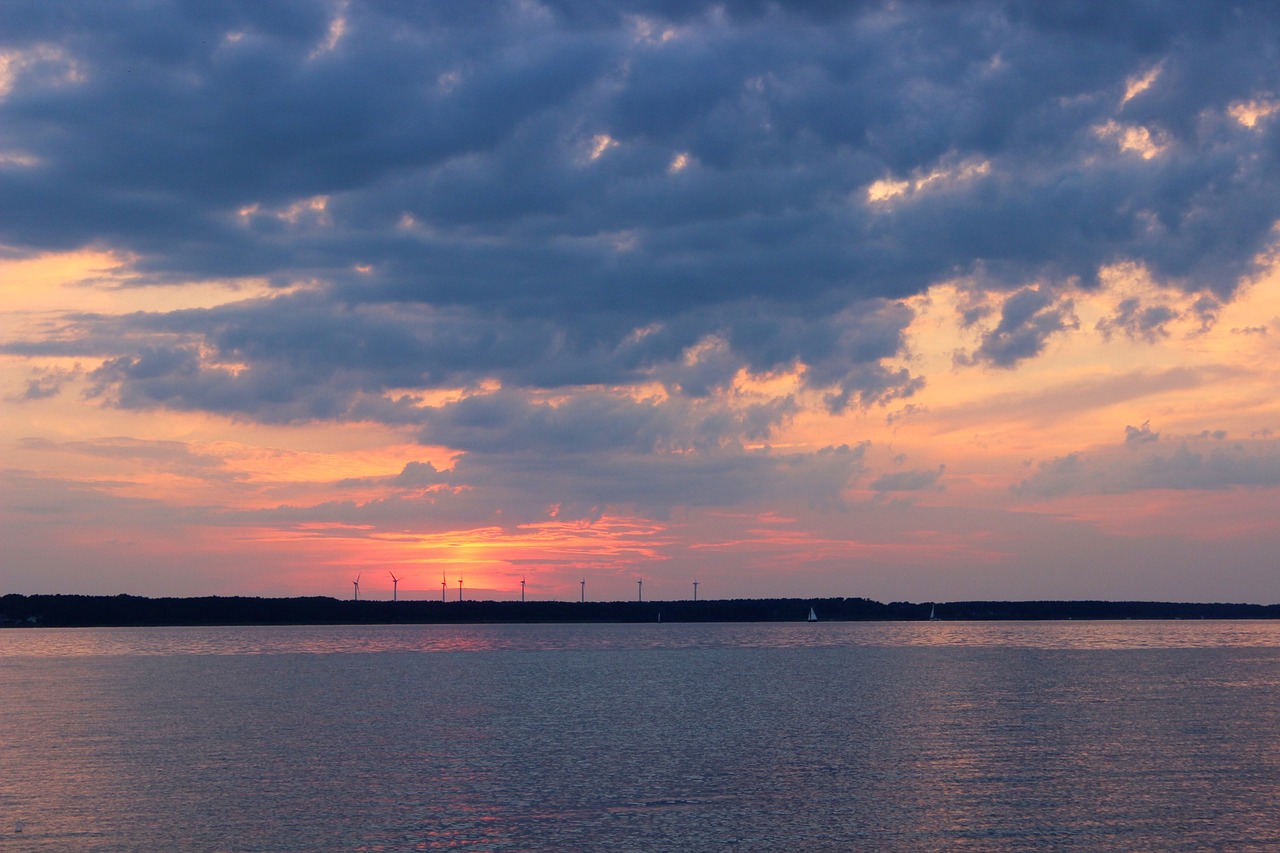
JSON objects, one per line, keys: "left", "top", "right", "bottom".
{"left": 3, "top": 593, "right": 1278, "bottom": 627}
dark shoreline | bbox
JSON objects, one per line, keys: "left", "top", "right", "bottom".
{"left": 3, "top": 593, "right": 1278, "bottom": 627}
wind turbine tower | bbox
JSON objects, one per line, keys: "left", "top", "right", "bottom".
{"left": 352, "top": 573, "right": 361, "bottom": 601}
{"left": 637, "top": 578, "right": 643, "bottom": 602}
{"left": 389, "top": 572, "right": 400, "bottom": 602}
{"left": 458, "top": 576, "right": 463, "bottom": 602}
{"left": 441, "top": 569, "right": 447, "bottom": 602}
{"left": 580, "top": 578, "right": 585, "bottom": 603}
{"left": 520, "top": 576, "right": 526, "bottom": 603}
{"left": 693, "top": 580, "right": 699, "bottom": 602}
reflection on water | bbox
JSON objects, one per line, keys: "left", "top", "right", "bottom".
{"left": 5, "top": 618, "right": 1280, "bottom": 658}
{"left": 2, "top": 622, "right": 1279, "bottom": 851}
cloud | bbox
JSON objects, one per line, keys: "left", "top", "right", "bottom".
{"left": 959, "top": 287, "right": 1079, "bottom": 368}
{"left": 1013, "top": 452, "right": 1094, "bottom": 498}
{"left": 1182, "top": 429, "right": 1228, "bottom": 442}
{"left": 28, "top": 289, "right": 916, "bottom": 424}
{"left": 416, "top": 390, "right": 753, "bottom": 455}
{"left": 403, "top": 392, "right": 858, "bottom": 521}
{"left": 5, "top": 2, "right": 1279, "bottom": 301}
{"left": 1124, "top": 421, "right": 1160, "bottom": 447}
{"left": 870, "top": 465, "right": 946, "bottom": 493}
{"left": 389, "top": 460, "right": 452, "bottom": 489}
{"left": 1097, "top": 297, "right": 1179, "bottom": 342}
{"left": 1125, "top": 443, "right": 1280, "bottom": 491}
{"left": 7, "top": 0, "right": 1280, "bottom": 536}
{"left": 1016, "top": 431, "right": 1280, "bottom": 497}
{"left": 262, "top": 441, "right": 867, "bottom": 532}
{"left": 13, "top": 365, "right": 78, "bottom": 400}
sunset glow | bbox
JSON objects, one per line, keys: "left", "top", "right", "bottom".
{"left": 4, "top": 2, "right": 1280, "bottom": 602}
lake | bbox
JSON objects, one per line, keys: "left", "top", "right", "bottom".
{"left": 2, "top": 621, "right": 1279, "bottom": 851}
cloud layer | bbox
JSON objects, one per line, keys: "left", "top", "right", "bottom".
{"left": 5, "top": 1, "right": 1280, "bottom": 598}
{"left": 6, "top": 2, "right": 1279, "bottom": 399}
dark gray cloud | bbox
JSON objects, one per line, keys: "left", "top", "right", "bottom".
{"left": 420, "top": 388, "right": 805, "bottom": 455}
{"left": 960, "top": 287, "right": 1079, "bottom": 368}
{"left": 1097, "top": 298, "right": 1179, "bottom": 342}
{"left": 24, "top": 290, "right": 912, "bottom": 421}
{"left": 6, "top": 0, "right": 1280, "bottom": 518}
{"left": 5, "top": 0, "right": 1279, "bottom": 299}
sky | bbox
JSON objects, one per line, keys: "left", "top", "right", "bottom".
{"left": 3, "top": 0, "right": 1280, "bottom": 604}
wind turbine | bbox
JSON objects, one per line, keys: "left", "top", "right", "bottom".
{"left": 580, "top": 577, "right": 585, "bottom": 603}
{"left": 389, "top": 572, "right": 401, "bottom": 602}
{"left": 441, "top": 568, "right": 447, "bottom": 602}
{"left": 637, "top": 578, "right": 643, "bottom": 602}
{"left": 458, "top": 575, "right": 464, "bottom": 601}
{"left": 693, "top": 579, "right": 699, "bottom": 602}
{"left": 520, "top": 576, "right": 526, "bottom": 602}
{"left": 352, "top": 573, "right": 361, "bottom": 601}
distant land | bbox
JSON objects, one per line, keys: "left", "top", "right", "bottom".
{"left": 2, "top": 594, "right": 1279, "bottom": 628}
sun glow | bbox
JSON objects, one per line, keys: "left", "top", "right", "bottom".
{"left": 235, "top": 514, "right": 677, "bottom": 599}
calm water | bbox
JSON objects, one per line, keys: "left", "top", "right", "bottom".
{"left": 2, "top": 621, "right": 1279, "bottom": 851}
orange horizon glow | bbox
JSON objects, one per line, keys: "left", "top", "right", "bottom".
{"left": 4, "top": 248, "right": 1280, "bottom": 602}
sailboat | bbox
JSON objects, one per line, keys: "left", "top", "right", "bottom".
{"left": 929, "top": 603, "right": 939, "bottom": 621}
{"left": 807, "top": 607, "right": 818, "bottom": 622}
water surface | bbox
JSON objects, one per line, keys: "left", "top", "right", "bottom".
{"left": 2, "top": 621, "right": 1278, "bottom": 851}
